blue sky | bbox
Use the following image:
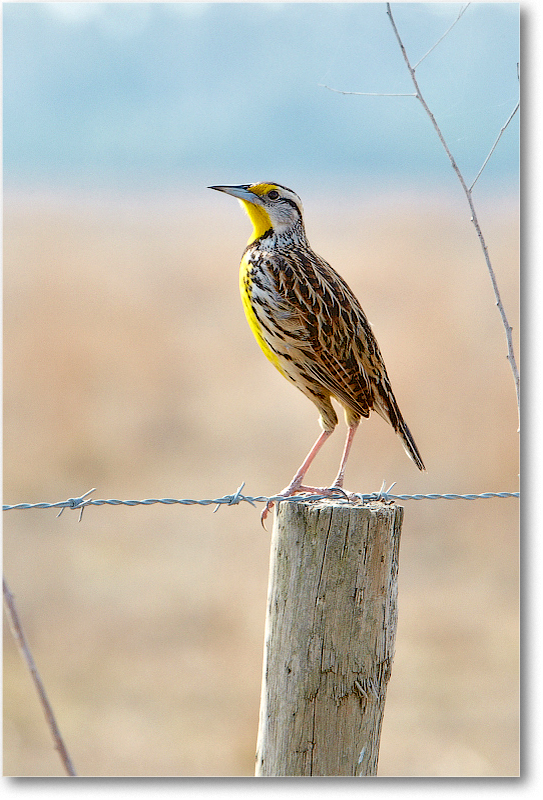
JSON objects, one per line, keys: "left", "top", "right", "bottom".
{"left": 3, "top": 2, "right": 519, "bottom": 194}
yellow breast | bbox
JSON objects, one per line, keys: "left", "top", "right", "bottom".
{"left": 239, "top": 254, "right": 285, "bottom": 375}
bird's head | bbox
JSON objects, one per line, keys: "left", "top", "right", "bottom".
{"left": 209, "top": 182, "right": 305, "bottom": 244}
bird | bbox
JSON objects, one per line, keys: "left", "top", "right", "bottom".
{"left": 209, "top": 182, "right": 425, "bottom": 523}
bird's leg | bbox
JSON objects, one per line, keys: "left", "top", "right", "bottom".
{"left": 261, "top": 422, "right": 362, "bottom": 526}
{"left": 331, "top": 421, "right": 359, "bottom": 489}
{"left": 261, "top": 429, "right": 334, "bottom": 525}
{"left": 281, "top": 429, "right": 333, "bottom": 494}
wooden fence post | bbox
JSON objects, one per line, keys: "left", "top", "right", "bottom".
{"left": 255, "top": 499, "right": 403, "bottom": 777}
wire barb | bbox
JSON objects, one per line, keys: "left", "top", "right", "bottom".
{"left": 55, "top": 488, "right": 96, "bottom": 522}
{"left": 375, "top": 480, "right": 397, "bottom": 501}
{"left": 213, "top": 482, "right": 252, "bottom": 512}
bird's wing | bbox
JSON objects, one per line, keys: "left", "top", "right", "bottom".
{"left": 279, "top": 249, "right": 390, "bottom": 421}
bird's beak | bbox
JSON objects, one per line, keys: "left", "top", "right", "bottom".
{"left": 208, "top": 184, "right": 262, "bottom": 205}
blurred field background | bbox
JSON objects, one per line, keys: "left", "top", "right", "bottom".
{"left": 2, "top": 0, "right": 520, "bottom": 780}
{"left": 3, "top": 185, "right": 519, "bottom": 777}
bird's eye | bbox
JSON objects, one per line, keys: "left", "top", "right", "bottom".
{"left": 268, "top": 190, "right": 279, "bottom": 200}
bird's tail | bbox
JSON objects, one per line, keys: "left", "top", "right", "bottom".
{"left": 373, "top": 384, "right": 425, "bottom": 471}
{"left": 397, "top": 418, "right": 425, "bottom": 472}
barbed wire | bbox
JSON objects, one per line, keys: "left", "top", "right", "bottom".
{"left": 2, "top": 483, "right": 520, "bottom": 522}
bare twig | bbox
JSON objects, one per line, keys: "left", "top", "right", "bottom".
{"left": 3, "top": 576, "right": 77, "bottom": 776}
{"left": 385, "top": 3, "right": 520, "bottom": 413}
{"left": 320, "top": 86, "right": 416, "bottom": 97}
{"left": 469, "top": 101, "right": 520, "bottom": 192}
{"left": 412, "top": 3, "right": 471, "bottom": 70}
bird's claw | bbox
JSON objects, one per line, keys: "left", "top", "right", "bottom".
{"left": 260, "top": 484, "right": 355, "bottom": 528}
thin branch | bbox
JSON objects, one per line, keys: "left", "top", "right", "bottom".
{"left": 386, "top": 3, "right": 520, "bottom": 413}
{"left": 320, "top": 85, "right": 416, "bottom": 98}
{"left": 322, "top": 3, "right": 470, "bottom": 100}
{"left": 3, "top": 576, "right": 77, "bottom": 776}
{"left": 412, "top": 3, "right": 471, "bottom": 70}
{"left": 469, "top": 101, "right": 519, "bottom": 192}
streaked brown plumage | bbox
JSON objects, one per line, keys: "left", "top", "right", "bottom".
{"left": 209, "top": 182, "right": 425, "bottom": 521}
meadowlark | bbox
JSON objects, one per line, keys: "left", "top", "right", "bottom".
{"left": 209, "top": 182, "right": 425, "bottom": 522}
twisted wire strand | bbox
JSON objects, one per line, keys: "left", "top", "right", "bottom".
{"left": 2, "top": 483, "right": 520, "bottom": 521}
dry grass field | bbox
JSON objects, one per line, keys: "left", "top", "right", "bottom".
{"left": 3, "top": 186, "right": 519, "bottom": 777}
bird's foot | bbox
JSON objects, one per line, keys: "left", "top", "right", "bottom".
{"left": 260, "top": 482, "right": 355, "bottom": 528}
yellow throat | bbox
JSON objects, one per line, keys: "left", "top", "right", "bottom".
{"left": 237, "top": 196, "right": 273, "bottom": 244}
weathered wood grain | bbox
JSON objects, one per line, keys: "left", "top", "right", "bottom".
{"left": 255, "top": 499, "right": 403, "bottom": 777}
